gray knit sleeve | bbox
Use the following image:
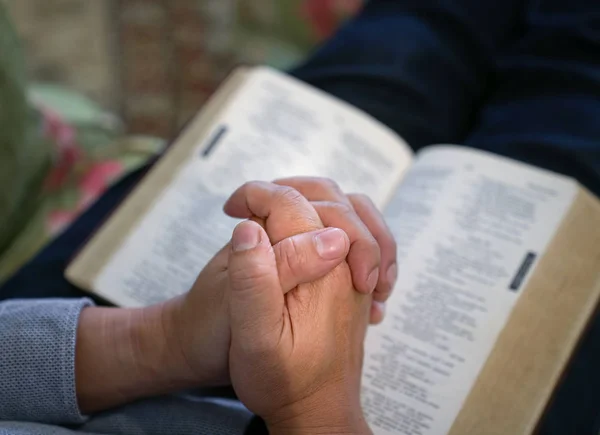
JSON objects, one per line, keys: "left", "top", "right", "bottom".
{"left": 0, "top": 298, "right": 93, "bottom": 425}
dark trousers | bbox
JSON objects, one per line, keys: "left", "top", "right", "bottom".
{"left": 2, "top": 0, "right": 599, "bottom": 433}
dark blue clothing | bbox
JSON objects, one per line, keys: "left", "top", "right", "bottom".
{"left": 292, "top": 0, "right": 600, "bottom": 196}
{"left": 2, "top": 0, "right": 599, "bottom": 433}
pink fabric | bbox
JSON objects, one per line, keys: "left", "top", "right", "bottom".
{"left": 40, "top": 108, "right": 126, "bottom": 236}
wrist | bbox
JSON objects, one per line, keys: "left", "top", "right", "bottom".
{"left": 130, "top": 297, "right": 207, "bottom": 389}
{"left": 266, "top": 396, "right": 371, "bottom": 435}
{"left": 75, "top": 302, "right": 195, "bottom": 413}
{"left": 268, "top": 417, "right": 371, "bottom": 435}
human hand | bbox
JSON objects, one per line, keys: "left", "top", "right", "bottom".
{"left": 227, "top": 219, "right": 372, "bottom": 434}
{"left": 75, "top": 178, "right": 390, "bottom": 414}
{"left": 269, "top": 177, "right": 398, "bottom": 324}
{"left": 161, "top": 228, "right": 349, "bottom": 386}
{"left": 162, "top": 178, "right": 395, "bottom": 386}
{"left": 75, "top": 198, "right": 349, "bottom": 413}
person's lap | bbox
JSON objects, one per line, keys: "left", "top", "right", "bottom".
{"left": 2, "top": 0, "right": 599, "bottom": 433}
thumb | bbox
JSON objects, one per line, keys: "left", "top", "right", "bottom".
{"left": 274, "top": 228, "right": 350, "bottom": 292}
{"left": 228, "top": 220, "right": 285, "bottom": 352}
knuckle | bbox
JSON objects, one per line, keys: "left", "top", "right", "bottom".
{"left": 331, "top": 201, "right": 356, "bottom": 219}
{"left": 320, "top": 177, "right": 340, "bottom": 189}
{"left": 247, "top": 180, "right": 273, "bottom": 193}
{"left": 271, "top": 177, "right": 296, "bottom": 189}
{"left": 367, "top": 233, "right": 381, "bottom": 251}
{"left": 320, "top": 177, "right": 344, "bottom": 196}
{"left": 332, "top": 203, "right": 368, "bottom": 239}
{"left": 349, "top": 230, "right": 380, "bottom": 262}
{"left": 240, "top": 180, "right": 267, "bottom": 200}
{"left": 241, "top": 180, "right": 260, "bottom": 191}
{"left": 349, "top": 193, "right": 396, "bottom": 248}
{"left": 277, "top": 236, "right": 308, "bottom": 278}
{"left": 275, "top": 185, "right": 304, "bottom": 205}
{"left": 229, "top": 261, "right": 273, "bottom": 289}
{"left": 364, "top": 238, "right": 382, "bottom": 263}
{"left": 387, "top": 236, "right": 398, "bottom": 254}
{"left": 350, "top": 193, "right": 373, "bottom": 207}
{"left": 317, "top": 201, "right": 359, "bottom": 231}
{"left": 377, "top": 223, "right": 397, "bottom": 255}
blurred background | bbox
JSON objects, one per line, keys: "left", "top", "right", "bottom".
{"left": 5, "top": 0, "right": 362, "bottom": 137}
{"left": 0, "top": 0, "right": 363, "bottom": 283}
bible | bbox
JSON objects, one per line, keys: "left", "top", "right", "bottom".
{"left": 66, "top": 66, "right": 600, "bottom": 435}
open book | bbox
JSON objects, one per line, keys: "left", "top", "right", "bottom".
{"left": 66, "top": 67, "right": 600, "bottom": 435}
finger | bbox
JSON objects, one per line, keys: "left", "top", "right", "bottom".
{"left": 228, "top": 220, "right": 285, "bottom": 352}
{"left": 274, "top": 227, "right": 350, "bottom": 292}
{"left": 370, "top": 301, "right": 386, "bottom": 325}
{"left": 275, "top": 178, "right": 380, "bottom": 295}
{"left": 349, "top": 194, "right": 397, "bottom": 304}
{"left": 274, "top": 177, "right": 351, "bottom": 205}
{"left": 311, "top": 201, "right": 380, "bottom": 295}
{"left": 224, "top": 181, "right": 323, "bottom": 243}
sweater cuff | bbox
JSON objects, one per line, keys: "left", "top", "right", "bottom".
{"left": 0, "top": 298, "right": 93, "bottom": 424}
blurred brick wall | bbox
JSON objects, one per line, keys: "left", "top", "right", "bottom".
{"left": 5, "top": 0, "right": 118, "bottom": 110}
{"left": 118, "top": 0, "right": 237, "bottom": 137}
{"left": 6, "top": 0, "right": 362, "bottom": 139}
{"left": 6, "top": 0, "right": 238, "bottom": 138}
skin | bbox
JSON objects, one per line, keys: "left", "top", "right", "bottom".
{"left": 226, "top": 193, "right": 373, "bottom": 434}
{"left": 75, "top": 226, "right": 351, "bottom": 412}
{"left": 75, "top": 178, "right": 394, "bottom": 433}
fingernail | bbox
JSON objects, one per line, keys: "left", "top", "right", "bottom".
{"left": 315, "top": 228, "right": 347, "bottom": 260}
{"left": 367, "top": 268, "right": 379, "bottom": 292}
{"left": 387, "top": 264, "right": 398, "bottom": 287}
{"left": 232, "top": 222, "right": 261, "bottom": 252}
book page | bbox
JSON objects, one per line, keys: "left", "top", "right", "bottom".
{"left": 192, "top": 67, "right": 413, "bottom": 207}
{"left": 65, "top": 68, "right": 251, "bottom": 292}
{"left": 361, "top": 146, "right": 578, "bottom": 435}
{"left": 91, "top": 67, "right": 413, "bottom": 306}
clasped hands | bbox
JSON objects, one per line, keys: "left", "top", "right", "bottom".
{"left": 76, "top": 177, "right": 397, "bottom": 435}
